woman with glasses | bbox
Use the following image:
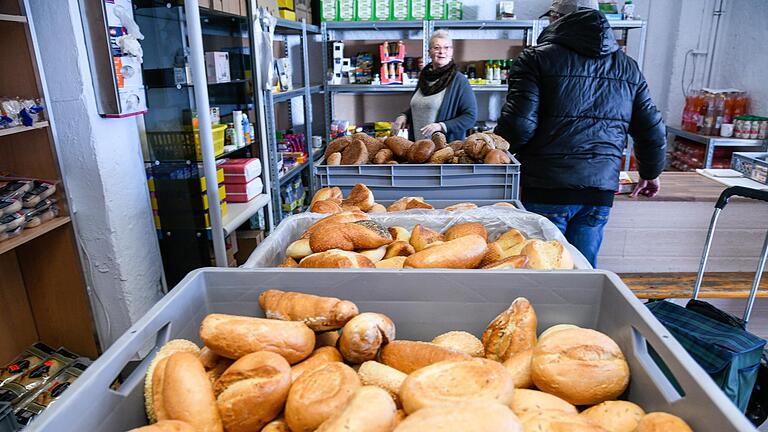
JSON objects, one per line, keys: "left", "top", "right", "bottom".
{"left": 392, "top": 30, "right": 477, "bottom": 142}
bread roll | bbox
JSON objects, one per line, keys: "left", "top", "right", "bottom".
{"left": 531, "top": 327, "right": 629, "bottom": 405}
{"left": 484, "top": 149, "right": 512, "bottom": 164}
{"left": 214, "top": 351, "right": 291, "bottom": 432}
{"left": 388, "top": 226, "right": 411, "bottom": 242}
{"left": 635, "top": 412, "right": 693, "bottom": 432}
{"left": 354, "top": 133, "right": 386, "bottom": 162}
{"left": 359, "top": 245, "right": 387, "bottom": 262}
{"left": 538, "top": 324, "right": 580, "bottom": 341}
{"left": 285, "top": 362, "right": 361, "bottom": 432}
{"left": 404, "top": 199, "right": 434, "bottom": 210}
{"left": 431, "top": 331, "right": 484, "bottom": 357}
{"left": 341, "top": 140, "right": 369, "bottom": 165}
{"left": 374, "top": 148, "right": 395, "bottom": 164}
{"left": 480, "top": 228, "right": 526, "bottom": 266}
{"left": 145, "top": 340, "right": 200, "bottom": 423}
{"left": 520, "top": 411, "right": 605, "bottom": 432}
{"left": 199, "top": 347, "right": 233, "bottom": 383}
{"left": 291, "top": 346, "right": 343, "bottom": 383}
{"left": 309, "top": 200, "right": 343, "bottom": 214}
{"left": 309, "top": 220, "right": 392, "bottom": 252}
{"left": 342, "top": 183, "right": 375, "bottom": 211}
{"left": 376, "top": 256, "right": 407, "bottom": 269}
{"left": 380, "top": 340, "right": 470, "bottom": 374}
{"left": 408, "top": 224, "right": 442, "bottom": 251}
{"left": 406, "top": 139, "right": 435, "bottom": 163}
{"left": 315, "top": 330, "right": 340, "bottom": 348}
{"left": 315, "top": 386, "right": 397, "bottom": 432}
{"left": 152, "top": 357, "right": 170, "bottom": 423}
{"left": 286, "top": 239, "right": 313, "bottom": 259}
{"left": 129, "top": 420, "right": 196, "bottom": 432}
{"left": 301, "top": 212, "right": 369, "bottom": 239}
{"left": 157, "top": 352, "right": 223, "bottom": 432}
{"left": 486, "top": 132, "right": 511, "bottom": 151}
{"left": 464, "top": 133, "right": 496, "bottom": 159}
{"left": 580, "top": 401, "right": 645, "bottom": 432}
{"left": 339, "top": 313, "right": 396, "bottom": 363}
{"left": 521, "top": 239, "right": 574, "bottom": 270}
{"left": 384, "top": 136, "right": 413, "bottom": 159}
{"left": 443, "top": 222, "right": 488, "bottom": 242}
{"left": 259, "top": 290, "right": 359, "bottom": 331}
{"left": 503, "top": 349, "right": 533, "bottom": 389}
{"left": 299, "top": 250, "right": 375, "bottom": 268}
{"left": 368, "top": 203, "right": 387, "bottom": 213}
{"left": 278, "top": 257, "right": 299, "bottom": 268}
{"left": 399, "top": 358, "right": 515, "bottom": 414}
{"left": 311, "top": 187, "right": 343, "bottom": 206}
{"left": 326, "top": 137, "right": 352, "bottom": 159}
{"left": 327, "top": 152, "right": 342, "bottom": 165}
{"left": 386, "top": 196, "right": 427, "bottom": 212}
{"left": 448, "top": 140, "right": 465, "bottom": 151}
{"left": 393, "top": 410, "right": 407, "bottom": 428}
{"left": 482, "top": 297, "right": 537, "bottom": 362}
{"left": 357, "top": 361, "right": 407, "bottom": 405}
{"left": 428, "top": 147, "right": 454, "bottom": 164}
{"left": 384, "top": 241, "right": 416, "bottom": 259}
{"left": 260, "top": 417, "right": 291, "bottom": 432}
{"left": 341, "top": 204, "right": 362, "bottom": 212}
{"left": 394, "top": 401, "right": 523, "bottom": 432}
{"left": 404, "top": 235, "right": 487, "bottom": 269}
{"left": 493, "top": 201, "right": 517, "bottom": 208}
{"left": 443, "top": 202, "right": 478, "bottom": 211}
{"left": 200, "top": 314, "right": 315, "bottom": 363}
{"left": 431, "top": 131, "right": 447, "bottom": 149}
{"left": 481, "top": 255, "right": 529, "bottom": 269}
{"left": 510, "top": 389, "right": 577, "bottom": 418}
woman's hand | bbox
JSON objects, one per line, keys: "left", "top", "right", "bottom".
{"left": 392, "top": 115, "right": 407, "bottom": 134}
{"left": 420, "top": 123, "right": 443, "bottom": 138}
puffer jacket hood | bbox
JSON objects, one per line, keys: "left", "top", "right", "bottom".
{"left": 538, "top": 9, "right": 619, "bottom": 57}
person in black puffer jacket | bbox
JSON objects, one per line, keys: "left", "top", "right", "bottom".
{"left": 494, "top": 1, "right": 666, "bottom": 267}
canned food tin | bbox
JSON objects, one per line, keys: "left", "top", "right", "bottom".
{"left": 750, "top": 120, "right": 760, "bottom": 139}
{"left": 759, "top": 120, "right": 768, "bottom": 140}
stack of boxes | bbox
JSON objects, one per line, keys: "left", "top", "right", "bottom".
{"left": 278, "top": 0, "right": 296, "bottom": 20}
{"left": 321, "top": 0, "right": 456, "bottom": 21}
{"left": 379, "top": 41, "right": 406, "bottom": 85}
{"left": 220, "top": 158, "right": 265, "bottom": 204}
{"left": 146, "top": 165, "right": 227, "bottom": 230}
{"left": 330, "top": 42, "right": 352, "bottom": 85}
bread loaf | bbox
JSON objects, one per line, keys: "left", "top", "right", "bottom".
{"left": 327, "top": 152, "right": 342, "bottom": 165}
{"left": 368, "top": 203, "right": 387, "bottom": 213}
{"left": 384, "top": 136, "right": 413, "bottom": 159}
{"left": 510, "top": 389, "right": 577, "bottom": 418}
{"left": 521, "top": 239, "right": 574, "bottom": 270}
{"left": 340, "top": 140, "right": 369, "bottom": 165}
{"left": 359, "top": 245, "right": 387, "bottom": 262}
{"left": 384, "top": 241, "right": 416, "bottom": 259}
{"left": 408, "top": 224, "right": 443, "bottom": 252}
{"left": 379, "top": 340, "right": 470, "bottom": 374}
{"left": 339, "top": 313, "right": 396, "bottom": 363}
{"left": 375, "top": 256, "right": 407, "bottom": 269}
{"left": 431, "top": 131, "right": 447, "bottom": 149}
{"left": 482, "top": 297, "right": 537, "bottom": 362}
{"left": 481, "top": 255, "right": 529, "bottom": 269}
{"left": 285, "top": 362, "right": 361, "bottom": 432}
{"left": 404, "top": 235, "right": 487, "bottom": 269}
{"left": 156, "top": 352, "right": 223, "bottom": 432}
{"left": 443, "top": 222, "right": 488, "bottom": 242}
{"left": 431, "top": 331, "right": 484, "bottom": 357}
{"left": 428, "top": 147, "right": 454, "bottom": 164}
{"left": 480, "top": 228, "right": 526, "bottom": 266}
{"left": 386, "top": 197, "right": 424, "bottom": 212}
{"left": 486, "top": 132, "right": 510, "bottom": 151}
{"left": 144, "top": 340, "right": 200, "bottom": 423}
{"left": 580, "top": 400, "right": 645, "bottom": 432}
{"left": 291, "top": 346, "right": 343, "bottom": 383}
{"left": 443, "top": 202, "right": 477, "bottom": 211}
{"left": 520, "top": 411, "right": 605, "bottom": 432}
{"left": 310, "top": 187, "right": 343, "bottom": 206}
{"left": 448, "top": 140, "right": 465, "bottom": 152}
{"left": 326, "top": 137, "right": 352, "bottom": 159}
{"left": 309, "top": 220, "right": 392, "bottom": 252}
{"left": 388, "top": 226, "right": 411, "bottom": 242}
{"left": 342, "top": 183, "right": 376, "bottom": 211}
{"left": 286, "top": 239, "right": 313, "bottom": 259}
{"left": 635, "top": 412, "right": 693, "bottom": 432}
{"left": 483, "top": 148, "right": 511, "bottom": 164}
{"left": 373, "top": 148, "right": 395, "bottom": 164}
{"left": 406, "top": 140, "right": 436, "bottom": 163}
{"left": 213, "top": 351, "right": 291, "bottom": 432}
{"left": 299, "top": 250, "right": 375, "bottom": 268}
{"left": 531, "top": 327, "right": 629, "bottom": 405}
{"left": 357, "top": 361, "right": 407, "bottom": 405}
{"left": 538, "top": 323, "right": 580, "bottom": 341}
{"left": 405, "top": 199, "right": 434, "bottom": 210}
{"left": 199, "top": 314, "right": 315, "bottom": 363}
{"left": 278, "top": 257, "right": 299, "bottom": 268}
{"left": 315, "top": 386, "right": 397, "bottom": 432}
{"left": 399, "top": 358, "right": 515, "bottom": 414}
{"left": 353, "top": 132, "right": 385, "bottom": 162}
{"left": 494, "top": 201, "right": 517, "bottom": 208}
{"left": 464, "top": 133, "right": 495, "bottom": 159}
{"left": 393, "top": 401, "right": 523, "bottom": 432}
{"left": 258, "top": 289, "right": 359, "bottom": 331}
{"left": 260, "top": 418, "right": 291, "bottom": 432}
{"left": 315, "top": 331, "right": 340, "bottom": 348}
{"left": 129, "top": 420, "right": 196, "bottom": 432}
{"left": 309, "top": 200, "right": 343, "bottom": 214}
{"left": 151, "top": 358, "right": 170, "bottom": 423}
{"left": 502, "top": 349, "right": 533, "bottom": 388}
{"left": 300, "top": 212, "right": 369, "bottom": 239}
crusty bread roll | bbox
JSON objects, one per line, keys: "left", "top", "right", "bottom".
{"left": 315, "top": 386, "right": 397, "bottom": 432}
{"left": 464, "top": 133, "right": 496, "bottom": 159}
{"left": 443, "top": 202, "right": 478, "bottom": 211}
{"left": 394, "top": 401, "right": 523, "bottom": 431}
{"left": 635, "top": 412, "right": 693, "bottom": 432}
{"left": 431, "top": 131, "right": 448, "bottom": 149}
{"left": 277, "top": 256, "right": 299, "bottom": 268}
{"left": 484, "top": 148, "right": 512, "bottom": 164}
{"left": 260, "top": 417, "right": 291, "bottom": 432}
{"left": 531, "top": 327, "right": 629, "bottom": 405}
{"left": 431, "top": 331, "right": 484, "bottom": 357}
{"left": 384, "top": 241, "right": 416, "bottom": 259}
{"left": 368, "top": 203, "right": 387, "bottom": 213}
{"left": 309, "top": 220, "right": 393, "bottom": 252}
{"left": 510, "top": 389, "right": 577, "bottom": 418}
{"left": 327, "top": 152, "right": 342, "bottom": 165}
{"left": 291, "top": 346, "right": 343, "bottom": 383}
{"left": 285, "top": 362, "right": 361, "bottom": 432}
{"left": 339, "top": 313, "right": 396, "bottom": 363}
{"left": 521, "top": 239, "right": 574, "bottom": 270}
{"left": 341, "top": 140, "right": 369, "bottom": 165}
{"left": 380, "top": 340, "right": 470, "bottom": 374}
{"left": 481, "top": 255, "right": 529, "bottom": 270}
{"left": 448, "top": 140, "right": 465, "bottom": 152}
{"left": 493, "top": 201, "right": 517, "bottom": 208}
{"left": 199, "top": 347, "right": 233, "bottom": 384}
{"left": 384, "top": 136, "right": 413, "bottom": 159}
{"left": 388, "top": 226, "right": 411, "bottom": 242}
{"left": 259, "top": 290, "right": 359, "bottom": 331}
{"left": 405, "top": 199, "right": 434, "bottom": 210}
{"left": 341, "top": 204, "right": 362, "bottom": 212}
{"left": 374, "top": 148, "right": 395, "bottom": 164}
{"left": 519, "top": 411, "right": 604, "bottom": 432}
{"left": 299, "top": 250, "right": 375, "bottom": 268}
{"left": 407, "top": 139, "right": 435, "bottom": 163}
{"left": 213, "top": 351, "right": 291, "bottom": 432}
{"left": 199, "top": 314, "right": 315, "bottom": 363}
{"left": 580, "top": 400, "right": 645, "bottom": 432}
{"left": 482, "top": 297, "right": 537, "bottom": 362}
{"left": 309, "top": 200, "right": 343, "bottom": 214}
{"left": 480, "top": 228, "right": 526, "bottom": 266}
{"left": 428, "top": 147, "right": 454, "bottom": 164}
{"left": 300, "top": 211, "right": 369, "bottom": 239}
{"left": 157, "top": 352, "right": 223, "bottom": 432}
{"left": 311, "top": 187, "right": 343, "bottom": 206}
{"left": 404, "top": 235, "right": 487, "bottom": 269}
{"left": 495, "top": 228, "right": 526, "bottom": 247}
{"left": 408, "top": 224, "right": 443, "bottom": 252}
{"left": 393, "top": 410, "right": 407, "bottom": 428}
{"left": 503, "top": 349, "right": 533, "bottom": 389}
{"left": 326, "top": 137, "right": 352, "bottom": 159}
{"left": 315, "top": 330, "right": 340, "bottom": 348}
{"left": 357, "top": 361, "right": 407, "bottom": 406}
{"left": 129, "top": 420, "right": 196, "bottom": 432}
{"left": 376, "top": 256, "right": 407, "bottom": 269}
{"left": 286, "top": 239, "right": 313, "bottom": 259}
{"left": 152, "top": 357, "right": 170, "bottom": 423}
{"left": 443, "top": 222, "right": 488, "bottom": 242}
{"left": 486, "top": 132, "right": 510, "bottom": 151}
{"left": 359, "top": 245, "right": 387, "bottom": 262}
{"left": 342, "top": 184, "right": 376, "bottom": 211}
{"left": 399, "top": 358, "right": 515, "bottom": 414}
{"left": 538, "top": 324, "right": 580, "bottom": 341}
{"left": 145, "top": 340, "right": 200, "bottom": 423}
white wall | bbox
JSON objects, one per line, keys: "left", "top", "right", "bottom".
{"left": 28, "top": 0, "right": 164, "bottom": 349}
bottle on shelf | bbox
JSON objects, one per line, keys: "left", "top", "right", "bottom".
{"left": 696, "top": 93, "right": 708, "bottom": 133}
{"left": 701, "top": 93, "right": 716, "bottom": 136}
{"left": 723, "top": 92, "right": 735, "bottom": 125}
{"left": 713, "top": 94, "right": 725, "bottom": 136}
{"left": 622, "top": 0, "right": 635, "bottom": 19}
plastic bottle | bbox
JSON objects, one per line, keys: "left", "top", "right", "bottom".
{"left": 493, "top": 61, "right": 501, "bottom": 82}
{"left": 485, "top": 61, "right": 493, "bottom": 81}
{"left": 682, "top": 94, "right": 692, "bottom": 131}
{"left": 622, "top": 0, "right": 635, "bottom": 19}
{"left": 702, "top": 93, "right": 716, "bottom": 135}
{"left": 233, "top": 110, "right": 244, "bottom": 147}
{"left": 713, "top": 94, "right": 725, "bottom": 136}
{"left": 242, "top": 113, "right": 250, "bottom": 146}
{"left": 696, "top": 93, "right": 708, "bottom": 133}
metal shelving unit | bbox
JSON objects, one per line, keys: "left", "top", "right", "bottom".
{"left": 667, "top": 125, "right": 768, "bottom": 169}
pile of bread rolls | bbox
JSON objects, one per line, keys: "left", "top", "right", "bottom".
{"left": 309, "top": 184, "right": 515, "bottom": 215}
{"left": 135, "top": 292, "right": 694, "bottom": 432}
{"left": 323, "top": 131, "right": 513, "bottom": 166}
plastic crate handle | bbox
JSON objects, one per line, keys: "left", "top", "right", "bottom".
{"left": 715, "top": 186, "right": 768, "bottom": 209}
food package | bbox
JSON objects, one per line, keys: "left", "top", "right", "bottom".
{"left": 0, "top": 348, "right": 79, "bottom": 406}
{"left": 356, "top": 0, "right": 374, "bottom": 20}
{"left": 0, "top": 343, "right": 56, "bottom": 388}
{"left": 428, "top": 0, "right": 446, "bottom": 19}
{"left": 321, "top": 0, "right": 338, "bottom": 21}
{"left": 374, "top": 0, "right": 390, "bottom": 20}
{"left": 13, "top": 359, "right": 91, "bottom": 427}
{"left": 409, "top": 0, "right": 428, "bottom": 20}
{"left": 242, "top": 206, "right": 591, "bottom": 269}
{"left": 338, "top": 0, "right": 354, "bottom": 20}
{"left": 392, "top": 0, "right": 408, "bottom": 20}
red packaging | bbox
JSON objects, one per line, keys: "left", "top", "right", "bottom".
{"left": 220, "top": 158, "right": 262, "bottom": 184}
{"left": 224, "top": 178, "right": 264, "bottom": 203}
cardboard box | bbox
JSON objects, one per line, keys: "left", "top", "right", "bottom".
{"left": 199, "top": 0, "right": 213, "bottom": 8}
{"left": 211, "top": 0, "right": 225, "bottom": 11}
{"left": 321, "top": 0, "right": 337, "bottom": 21}
{"left": 205, "top": 52, "right": 231, "bottom": 84}
{"left": 296, "top": 4, "right": 311, "bottom": 22}
{"left": 257, "top": 0, "right": 280, "bottom": 16}
{"left": 223, "top": 0, "right": 241, "bottom": 14}
{"left": 234, "top": 230, "right": 265, "bottom": 263}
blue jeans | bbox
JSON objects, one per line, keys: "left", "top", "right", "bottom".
{"left": 522, "top": 202, "right": 611, "bottom": 268}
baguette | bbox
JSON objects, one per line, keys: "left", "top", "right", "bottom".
{"left": 443, "top": 222, "right": 488, "bottom": 242}
{"left": 157, "top": 352, "right": 223, "bottom": 432}
{"left": 357, "top": 361, "right": 407, "bottom": 405}
{"left": 291, "top": 346, "right": 343, "bottom": 383}
{"left": 309, "top": 220, "right": 393, "bottom": 252}
{"left": 300, "top": 212, "right": 369, "bottom": 239}
{"left": 379, "top": 340, "right": 470, "bottom": 374}
{"left": 144, "top": 340, "right": 200, "bottom": 423}
{"left": 299, "top": 250, "right": 375, "bottom": 268}
{"left": 342, "top": 184, "right": 375, "bottom": 211}
{"left": 404, "top": 235, "right": 487, "bottom": 269}
{"left": 258, "top": 289, "right": 359, "bottom": 331}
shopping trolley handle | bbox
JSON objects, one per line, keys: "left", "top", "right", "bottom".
{"left": 715, "top": 186, "right": 768, "bottom": 210}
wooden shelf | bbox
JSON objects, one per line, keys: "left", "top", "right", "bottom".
{"left": 0, "top": 216, "right": 71, "bottom": 256}
{"left": 0, "top": 121, "right": 49, "bottom": 137}
{"left": 0, "top": 13, "right": 27, "bottom": 23}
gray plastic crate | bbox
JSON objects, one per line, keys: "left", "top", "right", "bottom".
{"left": 375, "top": 199, "right": 524, "bottom": 210}
{"left": 314, "top": 158, "right": 520, "bottom": 201}
{"left": 34, "top": 269, "right": 755, "bottom": 431}
{"left": 732, "top": 152, "right": 768, "bottom": 185}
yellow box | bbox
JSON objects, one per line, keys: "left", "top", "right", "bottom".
{"left": 278, "top": 0, "right": 295, "bottom": 10}
{"left": 279, "top": 9, "right": 296, "bottom": 20}
{"left": 202, "top": 185, "right": 227, "bottom": 209}
{"left": 204, "top": 201, "right": 229, "bottom": 228}
{"left": 193, "top": 124, "right": 227, "bottom": 160}
{"left": 200, "top": 168, "right": 225, "bottom": 192}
